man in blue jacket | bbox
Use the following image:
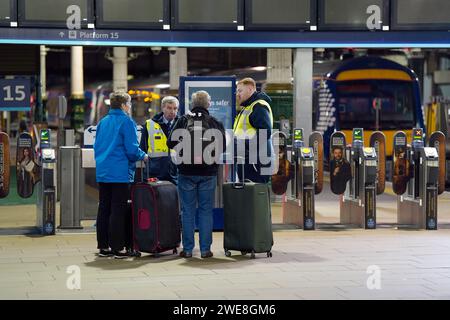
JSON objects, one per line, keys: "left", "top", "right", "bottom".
{"left": 94, "top": 92, "right": 148, "bottom": 259}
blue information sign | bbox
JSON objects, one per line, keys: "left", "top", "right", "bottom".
{"left": 179, "top": 76, "right": 236, "bottom": 130}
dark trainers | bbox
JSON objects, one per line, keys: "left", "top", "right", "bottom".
{"left": 201, "top": 251, "right": 213, "bottom": 259}
{"left": 179, "top": 251, "right": 192, "bottom": 258}
{"left": 113, "top": 251, "right": 129, "bottom": 259}
{"left": 98, "top": 249, "right": 114, "bottom": 257}
{"left": 126, "top": 248, "right": 139, "bottom": 257}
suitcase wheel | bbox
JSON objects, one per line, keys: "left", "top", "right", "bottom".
{"left": 267, "top": 252, "right": 272, "bottom": 258}
{"left": 240, "top": 251, "right": 247, "bottom": 256}
{"left": 225, "top": 250, "right": 232, "bottom": 257}
{"left": 173, "top": 248, "right": 178, "bottom": 255}
{"left": 250, "top": 251, "right": 256, "bottom": 259}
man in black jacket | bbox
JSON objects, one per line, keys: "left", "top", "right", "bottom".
{"left": 167, "top": 90, "right": 226, "bottom": 259}
{"left": 139, "top": 96, "right": 179, "bottom": 184}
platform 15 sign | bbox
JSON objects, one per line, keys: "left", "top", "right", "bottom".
{"left": 0, "top": 79, "right": 31, "bottom": 111}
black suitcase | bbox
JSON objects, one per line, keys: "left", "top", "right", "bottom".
{"left": 130, "top": 164, "right": 181, "bottom": 257}
{"left": 223, "top": 164, "right": 273, "bottom": 259}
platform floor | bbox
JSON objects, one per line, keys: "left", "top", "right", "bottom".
{"left": 1, "top": 228, "right": 450, "bottom": 300}
{"left": 1, "top": 183, "right": 450, "bottom": 300}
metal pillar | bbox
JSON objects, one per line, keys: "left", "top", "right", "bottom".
{"left": 40, "top": 46, "right": 48, "bottom": 101}
{"left": 70, "top": 46, "right": 85, "bottom": 137}
{"left": 71, "top": 47, "right": 84, "bottom": 97}
{"left": 293, "top": 49, "right": 313, "bottom": 139}
{"left": 267, "top": 49, "right": 292, "bottom": 84}
{"left": 112, "top": 47, "right": 128, "bottom": 92}
{"left": 169, "top": 47, "right": 188, "bottom": 91}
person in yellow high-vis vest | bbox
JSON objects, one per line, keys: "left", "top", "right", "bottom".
{"left": 139, "top": 96, "right": 179, "bottom": 184}
{"left": 233, "top": 78, "right": 274, "bottom": 183}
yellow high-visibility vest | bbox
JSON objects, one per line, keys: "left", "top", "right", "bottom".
{"left": 233, "top": 99, "right": 273, "bottom": 139}
{"left": 146, "top": 119, "right": 169, "bottom": 158}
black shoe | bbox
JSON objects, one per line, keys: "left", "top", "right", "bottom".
{"left": 201, "top": 251, "right": 213, "bottom": 259}
{"left": 179, "top": 251, "right": 192, "bottom": 258}
{"left": 113, "top": 251, "right": 129, "bottom": 259}
{"left": 126, "top": 248, "right": 138, "bottom": 257}
{"left": 98, "top": 249, "right": 114, "bottom": 257}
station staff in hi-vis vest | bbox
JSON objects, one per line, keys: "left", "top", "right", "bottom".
{"left": 139, "top": 96, "right": 179, "bottom": 185}
{"left": 233, "top": 78, "right": 274, "bottom": 184}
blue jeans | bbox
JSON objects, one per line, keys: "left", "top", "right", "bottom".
{"left": 178, "top": 174, "right": 216, "bottom": 254}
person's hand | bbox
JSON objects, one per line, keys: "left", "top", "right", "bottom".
{"left": 333, "top": 166, "right": 340, "bottom": 176}
{"left": 143, "top": 155, "right": 149, "bottom": 163}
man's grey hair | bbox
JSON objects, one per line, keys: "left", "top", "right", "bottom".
{"left": 161, "top": 96, "right": 179, "bottom": 108}
{"left": 109, "top": 91, "right": 131, "bottom": 109}
{"left": 191, "top": 91, "right": 211, "bottom": 109}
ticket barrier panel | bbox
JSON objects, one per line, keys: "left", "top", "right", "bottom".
{"left": 282, "top": 129, "right": 323, "bottom": 230}
{"left": 396, "top": 129, "right": 440, "bottom": 229}
{"left": 36, "top": 129, "right": 56, "bottom": 235}
{"left": 340, "top": 128, "right": 378, "bottom": 229}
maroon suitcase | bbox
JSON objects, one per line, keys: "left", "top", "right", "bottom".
{"left": 131, "top": 177, "right": 181, "bottom": 257}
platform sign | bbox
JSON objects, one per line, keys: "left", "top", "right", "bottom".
{"left": 83, "top": 126, "right": 96, "bottom": 148}
{"left": 0, "top": 78, "right": 30, "bottom": 111}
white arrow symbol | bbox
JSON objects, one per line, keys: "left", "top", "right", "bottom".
{"left": 59, "top": 32, "right": 65, "bottom": 37}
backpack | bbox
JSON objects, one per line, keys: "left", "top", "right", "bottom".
{"left": 185, "top": 111, "right": 214, "bottom": 167}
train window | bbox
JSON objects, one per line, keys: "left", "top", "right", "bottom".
{"left": 0, "top": 0, "right": 16, "bottom": 27}
{"left": 391, "top": 0, "right": 450, "bottom": 30}
{"left": 318, "top": 0, "right": 389, "bottom": 31}
{"left": 96, "top": 0, "right": 169, "bottom": 29}
{"left": 337, "top": 80, "right": 416, "bottom": 130}
{"left": 18, "top": 0, "right": 94, "bottom": 28}
{"left": 245, "top": 0, "right": 316, "bottom": 31}
{"left": 171, "top": 0, "right": 244, "bottom": 30}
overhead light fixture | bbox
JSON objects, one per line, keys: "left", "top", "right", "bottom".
{"left": 155, "top": 84, "right": 170, "bottom": 89}
{"left": 251, "top": 66, "right": 267, "bottom": 71}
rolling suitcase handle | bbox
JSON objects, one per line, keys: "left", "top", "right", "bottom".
{"left": 233, "top": 156, "right": 246, "bottom": 189}
{"left": 140, "top": 160, "right": 147, "bottom": 183}
{"left": 140, "top": 158, "right": 158, "bottom": 184}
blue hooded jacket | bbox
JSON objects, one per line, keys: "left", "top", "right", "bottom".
{"left": 94, "top": 109, "right": 146, "bottom": 183}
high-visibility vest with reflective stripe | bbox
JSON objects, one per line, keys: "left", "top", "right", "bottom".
{"left": 146, "top": 119, "right": 169, "bottom": 158}
{"left": 233, "top": 99, "right": 273, "bottom": 139}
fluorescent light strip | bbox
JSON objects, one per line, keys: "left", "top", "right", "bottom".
{"left": 0, "top": 39, "right": 450, "bottom": 48}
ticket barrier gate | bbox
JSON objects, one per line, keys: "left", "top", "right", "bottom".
{"left": 59, "top": 146, "right": 84, "bottom": 229}
{"left": 36, "top": 129, "right": 57, "bottom": 235}
{"left": 282, "top": 129, "right": 323, "bottom": 230}
{"left": 395, "top": 129, "right": 443, "bottom": 229}
{"left": 298, "top": 147, "right": 316, "bottom": 230}
{"left": 338, "top": 128, "right": 378, "bottom": 229}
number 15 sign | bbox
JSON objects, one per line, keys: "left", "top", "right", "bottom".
{"left": 0, "top": 79, "right": 31, "bottom": 111}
